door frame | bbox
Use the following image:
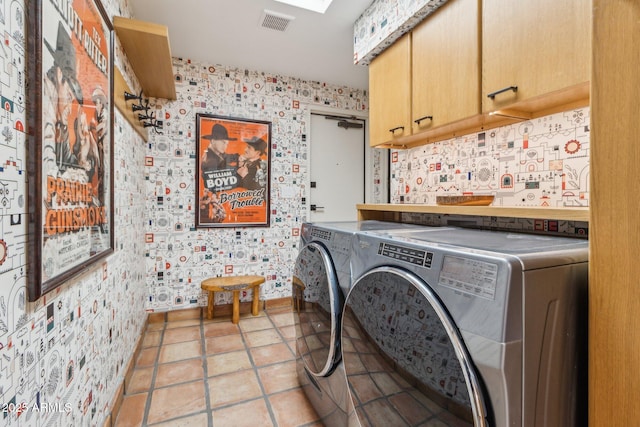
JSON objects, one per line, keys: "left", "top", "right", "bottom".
{"left": 308, "top": 106, "right": 388, "bottom": 206}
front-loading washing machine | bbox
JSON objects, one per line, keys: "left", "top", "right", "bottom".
{"left": 343, "top": 228, "right": 588, "bottom": 426}
{"left": 292, "top": 221, "right": 444, "bottom": 425}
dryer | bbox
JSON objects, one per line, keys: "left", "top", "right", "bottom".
{"left": 344, "top": 228, "right": 588, "bottom": 426}
{"left": 292, "top": 221, "right": 439, "bottom": 425}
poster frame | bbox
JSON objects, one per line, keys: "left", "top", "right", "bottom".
{"left": 195, "top": 114, "right": 271, "bottom": 228}
{"left": 27, "top": 0, "right": 115, "bottom": 301}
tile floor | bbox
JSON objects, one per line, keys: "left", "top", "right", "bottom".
{"left": 114, "top": 306, "right": 321, "bottom": 427}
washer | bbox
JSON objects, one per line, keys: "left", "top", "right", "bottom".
{"left": 344, "top": 228, "right": 588, "bottom": 426}
{"left": 292, "top": 221, "right": 443, "bottom": 425}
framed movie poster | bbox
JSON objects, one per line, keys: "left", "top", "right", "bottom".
{"left": 195, "top": 114, "right": 271, "bottom": 228}
{"left": 27, "top": 0, "right": 114, "bottom": 301}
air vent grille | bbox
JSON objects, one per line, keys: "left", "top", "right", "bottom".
{"left": 260, "top": 10, "right": 295, "bottom": 32}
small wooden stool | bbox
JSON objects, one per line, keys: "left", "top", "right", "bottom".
{"left": 201, "top": 275, "right": 265, "bottom": 324}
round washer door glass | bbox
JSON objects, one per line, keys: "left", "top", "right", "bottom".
{"left": 342, "top": 267, "right": 488, "bottom": 426}
{"left": 292, "top": 242, "right": 343, "bottom": 377}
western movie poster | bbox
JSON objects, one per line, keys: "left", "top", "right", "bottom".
{"left": 195, "top": 114, "right": 271, "bottom": 228}
{"left": 28, "top": 0, "right": 114, "bottom": 300}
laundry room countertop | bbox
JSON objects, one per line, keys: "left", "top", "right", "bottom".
{"left": 357, "top": 204, "right": 590, "bottom": 222}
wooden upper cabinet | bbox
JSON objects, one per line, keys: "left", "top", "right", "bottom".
{"left": 482, "top": 0, "right": 591, "bottom": 112}
{"left": 368, "top": 0, "right": 590, "bottom": 149}
{"left": 412, "top": 0, "right": 481, "bottom": 132}
{"left": 369, "top": 34, "right": 412, "bottom": 147}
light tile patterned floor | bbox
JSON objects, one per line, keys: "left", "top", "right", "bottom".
{"left": 115, "top": 307, "right": 321, "bottom": 427}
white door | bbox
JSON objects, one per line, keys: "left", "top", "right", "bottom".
{"left": 310, "top": 113, "right": 365, "bottom": 222}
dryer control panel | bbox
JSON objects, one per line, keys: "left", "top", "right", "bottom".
{"left": 310, "top": 228, "right": 351, "bottom": 255}
{"left": 378, "top": 242, "right": 434, "bottom": 268}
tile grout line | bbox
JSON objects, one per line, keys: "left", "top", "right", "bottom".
{"left": 241, "top": 312, "right": 280, "bottom": 427}
{"left": 269, "top": 312, "right": 295, "bottom": 355}
{"left": 199, "top": 315, "right": 214, "bottom": 427}
{"left": 144, "top": 318, "right": 211, "bottom": 425}
{"left": 141, "top": 323, "right": 164, "bottom": 427}
{"left": 269, "top": 310, "right": 323, "bottom": 426}
{"left": 265, "top": 310, "right": 304, "bottom": 424}
{"left": 124, "top": 310, "right": 302, "bottom": 427}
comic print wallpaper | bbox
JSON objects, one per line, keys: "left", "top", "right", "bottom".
{"left": 0, "top": 0, "right": 590, "bottom": 424}
{"left": 390, "top": 108, "right": 590, "bottom": 208}
{"left": 0, "top": 2, "right": 368, "bottom": 422}
{"left": 144, "top": 58, "right": 367, "bottom": 312}
{"left": 0, "top": 0, "right": 149, "bottom": 425}
{"left": 389, "top": 107, "right": 590, "bottom": 236}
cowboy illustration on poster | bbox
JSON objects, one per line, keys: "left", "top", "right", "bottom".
{"left": 196, "top": 114, "right": 271, "bottom": 228}
{"left": 29, "top": 0, "right": 114, "bottom": 299}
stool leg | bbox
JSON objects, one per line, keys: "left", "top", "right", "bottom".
{"left": 251, "top": 285, "right": 260, "bottom": 316}
{"left": 232, "top": 290, "right": 240, "bottom": 324}
{"left": 207, "top": 291, "right": 214, "bottom": 320}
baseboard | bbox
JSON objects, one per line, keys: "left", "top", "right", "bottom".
{"left": 147, "top": 307, "right": 202, "bottom": 322}
{"left": 145, "top": 296, "right": 293, "bottom": 320}
{"left": 265, "top": 297, "right": 292, "bottom": 309}
{"left": 105, "top": 315, "right": 148, "bottom": 426}
{"left": 206, "top": 297, "right": 291, "bottom": 317}
{"left": 209, "top": 301, "right": 259, "bottom": 317}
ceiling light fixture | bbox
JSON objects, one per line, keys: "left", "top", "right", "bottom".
{"left": 273, "top": 0, "right": 334, "bottom": 14}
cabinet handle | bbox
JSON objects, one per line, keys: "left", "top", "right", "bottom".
{"left": 487, "top": 85, "right": 518, "bottom": 99}
{"left": 414, "top": 115, "right": 433, "bottom": 125}
{"left": 389, "top": 126, "right": 404, "bottom": 134}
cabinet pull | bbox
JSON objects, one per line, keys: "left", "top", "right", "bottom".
{"left": 487, "top": 85, "right": 518, "bottom": 99}
{"left": 389, "top": 126, "right": 404, "bottom": 134}
{"left": 414, "top": 115, "right": 433, "bottom": 125}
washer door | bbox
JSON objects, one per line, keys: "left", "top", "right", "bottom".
{"left": 293, "top": 241, "right": 344, "bottom": 377}
{"left": 342, "top": 266, "right": 489, "bottom": 426}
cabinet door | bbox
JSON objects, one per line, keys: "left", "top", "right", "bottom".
{"left": 412, "top": 0, "right": 480, "bottom": 132}
{"left": 482, "top": 0, "right": 590, "bottom": 112}
{"left": 369, "top": 34, "right": 412, "bottom": 147}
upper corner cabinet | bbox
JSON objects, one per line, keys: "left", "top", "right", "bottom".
{"left": 412, "top": 0, "right": 481, "bottom": 133}
{"left": 369, "top": 0, "right": 481, "bottom": 148}
{"left": 482, "top": 0, "right": 591, "bottom": 113}
{"left": 369, "top": 33, "right": 412, "bottom": 147}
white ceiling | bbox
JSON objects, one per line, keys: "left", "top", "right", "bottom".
{"left": 129, "top": 0, "right": 372, "bottom": 90}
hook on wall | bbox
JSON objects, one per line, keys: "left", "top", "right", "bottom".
{"left": 123, "top": 90, "right": 163, "bottom": 134}
{"left": 124, "top": 90, "right": 142, "bottom": 102}
{"left": 132, "top": 103, "right": 149, "bottom": 112}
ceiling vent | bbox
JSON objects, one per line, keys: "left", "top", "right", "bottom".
{"left": 260, "top": 10, "right": 295, "bottom": 32}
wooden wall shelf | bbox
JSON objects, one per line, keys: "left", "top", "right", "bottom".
{"left": 357, "top": 203, "right": 590, "bottom": 222}
{"left": 113, "top": 16, "right": 176, "bottom": 100}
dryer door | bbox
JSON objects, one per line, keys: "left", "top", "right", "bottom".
{"left": 293, "top": 241, "right": 344, "bottom": 377}
{"left": 342, "top": 266, "right": 489, "bottom": 426}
